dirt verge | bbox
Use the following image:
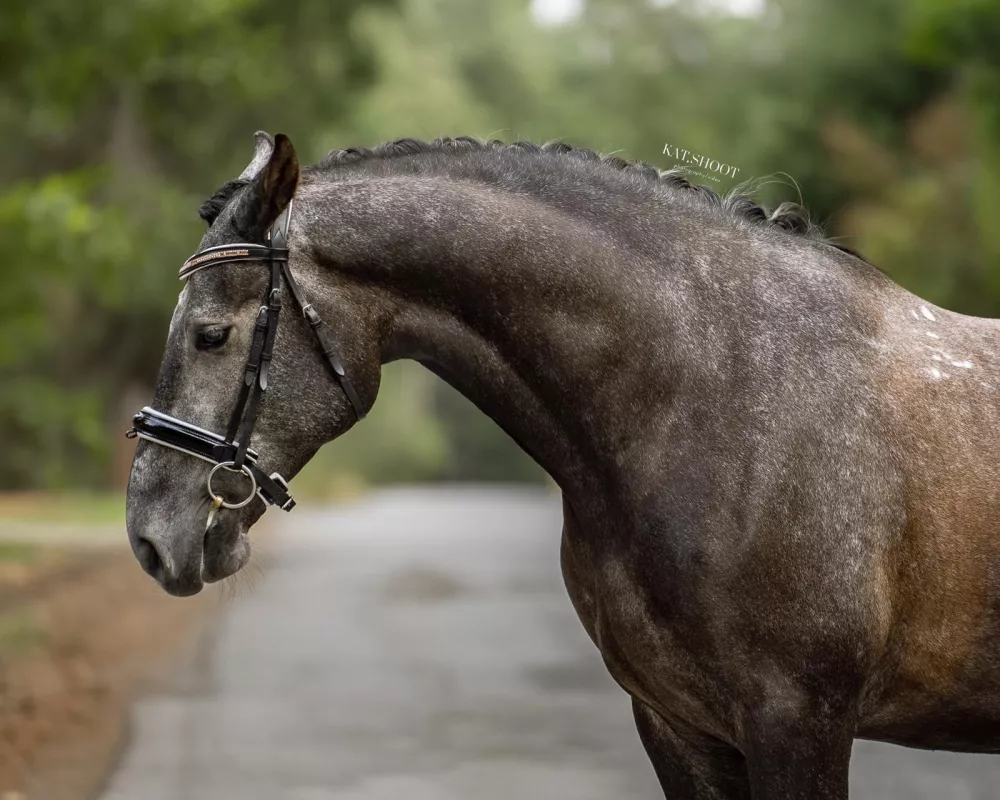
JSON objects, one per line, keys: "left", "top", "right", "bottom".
{"left": 0, "top": 547, "right": 216, "bottom": 800}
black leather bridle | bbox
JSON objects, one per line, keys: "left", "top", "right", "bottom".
{"left": 126, "top": 201, "right": 365, "bottom": 512}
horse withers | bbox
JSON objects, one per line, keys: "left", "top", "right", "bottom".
{"left": 125, "top": 132, "right": 1000, "bottom": 798}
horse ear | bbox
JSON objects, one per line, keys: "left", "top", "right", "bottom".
{"left": 238, "top": 131, "right": 275, "bottom": 181}
{"left": 245, "top": 133, "right": 300, "bottom": 235}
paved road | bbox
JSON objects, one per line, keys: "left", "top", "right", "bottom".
{"left": 102, "top": 487, "right": 1000, "bottom": 799}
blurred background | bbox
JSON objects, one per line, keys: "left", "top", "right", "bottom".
{"left": 3, "top": 0, "right": 1000, "bottom": 797}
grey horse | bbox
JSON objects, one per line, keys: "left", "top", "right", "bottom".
{"left": 126, "top": 132, "right": 1000, "bottom": 798}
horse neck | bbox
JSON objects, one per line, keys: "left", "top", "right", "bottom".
{"left": 301, "top": 173, "right": 678, "bottom": 500}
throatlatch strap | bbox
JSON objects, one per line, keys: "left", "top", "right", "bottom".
{"left": 280, "top": 264, "right": 367, "bottom": 420}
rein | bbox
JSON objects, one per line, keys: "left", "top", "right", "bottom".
{"left": 126, "top": 201, "right": 365, "bottom": 512}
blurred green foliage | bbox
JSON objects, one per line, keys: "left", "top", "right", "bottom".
{"left": 1, "top": 0, "right": 999, "bottom": 492}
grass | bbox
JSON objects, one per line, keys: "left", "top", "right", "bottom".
{"left": 0, "top": 492, "right": 125, "bottom": 527}
{"left": 288, "top": 467, "right": 368, "bottom": 503}
{"left": 0, "top": 608, "right": 46, "bottom": 653}
{"left": 0, "top": 541, "right": 40, "bottom": 563}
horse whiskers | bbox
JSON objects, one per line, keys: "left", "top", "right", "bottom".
{"left": 218, "top": 549, "right": 265, "bottom": 603}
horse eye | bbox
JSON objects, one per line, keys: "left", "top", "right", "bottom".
{"left": 195, "top": 326, "right": 231, "bottom": 351}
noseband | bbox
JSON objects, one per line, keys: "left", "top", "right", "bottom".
{"left": 126, "top": 201, "right": 365, "bottom": 512}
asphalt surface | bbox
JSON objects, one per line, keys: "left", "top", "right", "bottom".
{"left": 101, "top": 486, "right": 1000, "bottom": 799}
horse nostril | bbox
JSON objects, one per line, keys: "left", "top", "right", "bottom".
{"left": 135, "top": 536, "right": 165, "bottom": 583}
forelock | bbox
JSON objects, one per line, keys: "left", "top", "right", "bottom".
{"left": 198, "top": 179, "right": 250, "bottom": 226}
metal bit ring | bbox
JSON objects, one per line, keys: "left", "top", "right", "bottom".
{"left": 207, "top": 461, "right": 257, "bottom": 509}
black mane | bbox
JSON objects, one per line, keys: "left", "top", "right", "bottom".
{"left": 201, "top": 135, "right": 862, "bottom": 260}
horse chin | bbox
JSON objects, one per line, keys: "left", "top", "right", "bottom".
{"left": 201, "top": 514, "right": 251, "bottom": 584}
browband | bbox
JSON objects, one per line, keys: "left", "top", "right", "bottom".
{"left": 180, "top": 244, "right": 285, "bottom": 280}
